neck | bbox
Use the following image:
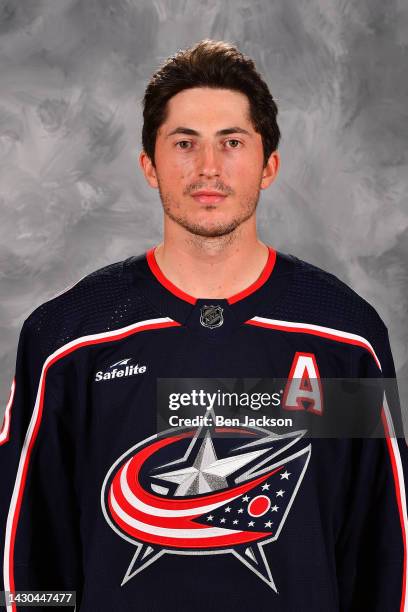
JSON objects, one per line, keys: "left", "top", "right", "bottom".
{"left": 153, "top": 226, "right": 270, "bottom": 300}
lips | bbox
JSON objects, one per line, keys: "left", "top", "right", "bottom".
{"left": 191, "top": 192, "right": 228, "bottom": 204}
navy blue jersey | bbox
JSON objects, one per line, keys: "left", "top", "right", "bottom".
{"left": 1, "top": 245, "right": 407, "bottom": 611}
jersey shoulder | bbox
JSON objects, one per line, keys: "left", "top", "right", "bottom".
{"left": 268, "top": 252, "right": 388, "bottom": 342}
{"left": 22, "top": 254, "right": 160, "bottom": 359}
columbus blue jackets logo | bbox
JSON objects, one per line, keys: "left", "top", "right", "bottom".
{"left": 200, "top": 304, "right": 224, "bottom": 328}
{"left": 101, "top": 417, "right": 311, "bottom": 593}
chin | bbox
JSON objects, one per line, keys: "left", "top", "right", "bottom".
{"left": 165, "top": 207, "right": 250, "bottom": 237}
{"left": 184, "top": 220, "right": 241, "bottom": 238}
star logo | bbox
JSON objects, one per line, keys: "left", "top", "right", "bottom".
{"left": 101, "top": 412, "right": 311, "bottom": 593}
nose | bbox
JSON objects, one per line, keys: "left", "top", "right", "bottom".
{"left": 198, "top": 143, "right": 221, "bottom": 178}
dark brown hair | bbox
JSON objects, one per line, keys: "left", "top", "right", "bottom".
{"left": 141, "top": 39, "right": 281, "bottom": 168}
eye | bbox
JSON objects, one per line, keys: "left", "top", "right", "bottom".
{"left": 225, "top": 139, "right": 242, "bottom": 148}
{"left": 175, "top": 140, "right": 192, "bottom": 149}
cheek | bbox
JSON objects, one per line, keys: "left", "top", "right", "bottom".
{"left": 175, "top": 156, "right": 197, "bottom": 177}
{"left": 163, "top": 156, "right": 197, "bottom": 184}
{"left": 224, "top": 157, "right": 260, "bottom": 185}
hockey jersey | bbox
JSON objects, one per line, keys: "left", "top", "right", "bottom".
{"left": 1, "top": 245, "right": 407, "bottom": 611}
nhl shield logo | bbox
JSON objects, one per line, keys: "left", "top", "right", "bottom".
{"left": 200, "top": 304, "right": 224, "bottom": 328}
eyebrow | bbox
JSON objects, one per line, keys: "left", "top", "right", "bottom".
{"left": 165, "top": 126, "right": 252, "bottom": 139}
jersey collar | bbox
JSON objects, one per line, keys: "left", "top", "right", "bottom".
{"left": 145, "top": 245, "right": 277, "bottom": 306}
{"left": 126, "top": 244, "right": 294, "bottom": 328}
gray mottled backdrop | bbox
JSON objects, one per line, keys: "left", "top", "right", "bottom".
{"left": 1, "top": 1, "right": 407, "bottom": 421}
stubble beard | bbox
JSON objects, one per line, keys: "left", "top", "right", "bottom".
{"left": 157, "top": 186, "right": 261, "bottom": 238}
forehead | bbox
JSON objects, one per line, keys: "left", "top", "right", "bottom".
{"left": 160, "top": 87, "right": 253, "bottom": 131}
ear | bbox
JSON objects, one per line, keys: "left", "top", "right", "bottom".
{"left": 260, "top": 150, "right": 280, "bottom": 190}
{"left": 139, "top": 150, "right": 159, "bottom": 189}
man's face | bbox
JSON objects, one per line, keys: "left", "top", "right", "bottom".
{"left": 140, "top": 87, "right": 279, "bottom": 238}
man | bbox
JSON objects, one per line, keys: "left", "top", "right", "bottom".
{"left": 1, "top": 39, "right": 407, "bottom": 611}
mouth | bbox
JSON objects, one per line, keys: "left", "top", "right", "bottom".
{"left": 191, "top": 193, "right": 228, "bottom": 204}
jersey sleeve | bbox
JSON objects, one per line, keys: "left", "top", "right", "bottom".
{"left": 0, "top": 317, "right": 82, "bottom": 611}
{"left": 336, "top": 320, "right": 408, "bottom": 611}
